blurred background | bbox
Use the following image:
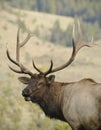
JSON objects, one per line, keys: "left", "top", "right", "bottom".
{"left": 0, "top": 0, "right": 101, "bottom": 130}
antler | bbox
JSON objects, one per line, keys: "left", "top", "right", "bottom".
{"left": 7, "top": 21, "right": 94, "bottom": 76}
{"left": 38, "top": 20, "right": 94, "bottom": 75}
{"left": 32, "top": 60, "right": 53, "bottom": 75}
{"left": 6, "top": 28, "right": 34, "bottom": 76}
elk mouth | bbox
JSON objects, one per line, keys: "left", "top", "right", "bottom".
{"left": 22, "top": 90, "right": 39, "bottom": 102}
{"left": 22, "top": 90, "right": 32, "bottom": 101}
{"left": 24, "top": 96, "right": 31, "bottom": 101}
{"left": 22, "top": 92, "right": 31, "bottom": 101}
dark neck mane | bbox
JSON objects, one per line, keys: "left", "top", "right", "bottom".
{"left": 38, "top": 82, "right": 67, "bottom": 122}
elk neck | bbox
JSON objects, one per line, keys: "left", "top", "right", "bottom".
{"left": 37, "top": 81, "right": 68, "bottom": 122}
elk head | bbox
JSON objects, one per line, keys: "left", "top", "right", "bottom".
{"left": 6, "top": 21, "right": 93, "bottom": 102}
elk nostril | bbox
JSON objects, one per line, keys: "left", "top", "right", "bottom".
{"left": 22, "top": 89, "right": 30, "bottom": 97}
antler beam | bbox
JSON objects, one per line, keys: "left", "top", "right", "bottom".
{"left": 7, "top": 21, "right": 94, "bottom": 76}
{"left": 6, "top": 28, "right": 34, "bottom": 76}
{"left": 45, "top": 20, "right": 94, "bottom": 74}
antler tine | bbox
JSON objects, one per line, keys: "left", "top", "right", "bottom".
{"left": 7, "top": 49, "right": 19, "bottom": 66}
{"left": 8, "top": 66, "right": 24, "bottom": 74}
{"left": 32, "top": 60, "right": 53, "bottom": 76}
{"left": 16, "top": 27, "right": 20, "bottom": 62}
{"left": 7, "top": 48, "right": 34, "bottom": 76}
{"left": 45, "top": 21, "right": 94, "bottom": 74}
{"left": 75, "top": 20, "right": 94, "bottom": 53}
{"left": 8, "top": 64, "right": 34, "bottom": 75}
{"left": 32, "top": 60, "right": 43, "bottom": 74}
{"left": 7, "top": 27, "right": 34, "bottom": 76}
{"left": 77, "top": 20, "right": 82, "bottom": 43}
{"left": 20, "top": 32, "right": 32, "bottom": 47}
{"left": 44, "top": 60, "right": 53, "bottom": 76}
{"left": 16, "top": 28, "right": 32, "bottom": 62}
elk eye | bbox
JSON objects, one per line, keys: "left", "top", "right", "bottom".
{"left": 37, "top": 82, "right": 43, "bottom": 88}
{"left": 38, "top": 82, "right": 43, "bottom": 86}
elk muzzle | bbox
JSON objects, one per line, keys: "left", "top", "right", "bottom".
{"left": 22, "top": 88, "right": 31, "bottom": 101}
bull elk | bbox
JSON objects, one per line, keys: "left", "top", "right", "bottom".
{"left": 6, "top": 21, "right": 101, "bottom": 130}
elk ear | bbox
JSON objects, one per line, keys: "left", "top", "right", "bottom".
{"left": 18, "top": 77, "right": 30, "bottom": 84}
{"left": 47, "top": 75, "right": 55, "bottom": 84}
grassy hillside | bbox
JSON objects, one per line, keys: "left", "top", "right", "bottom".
{"left": 0, "top": 7, "right": 101, "bottom": 130}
